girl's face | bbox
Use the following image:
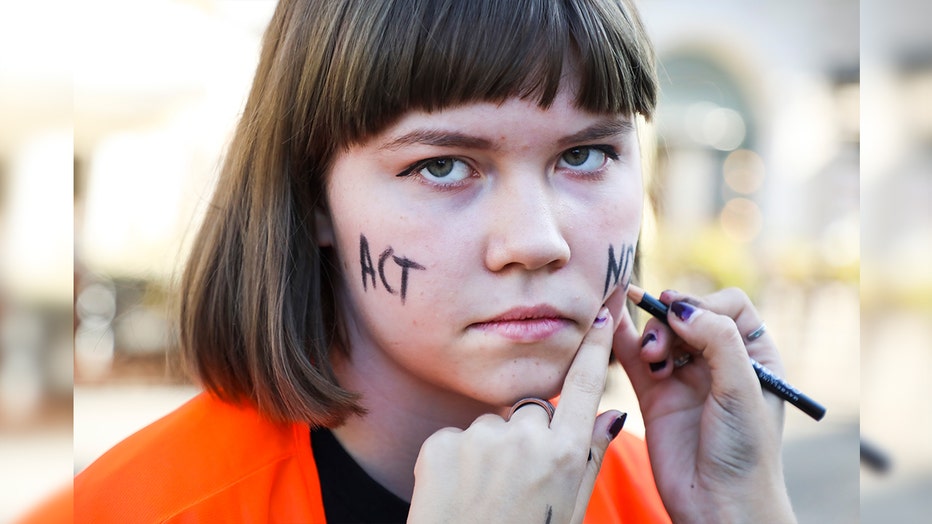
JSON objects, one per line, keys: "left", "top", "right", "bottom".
{"left": 321, "top": 84, "right": 642, "bottom": 409}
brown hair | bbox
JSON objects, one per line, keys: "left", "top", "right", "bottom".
{"left": 180, "top": 0, "right": 658, "bottom": 426}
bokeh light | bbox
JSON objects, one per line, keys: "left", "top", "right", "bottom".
{"left": 719, "top": 197, "right": 763, "bottom": 243}
{"left": 722, "top": 149, "right": 766, "bottom": 194}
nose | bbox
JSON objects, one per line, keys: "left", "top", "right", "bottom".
{"left": 483, "top": 178, "right": 571, "bottom": 272}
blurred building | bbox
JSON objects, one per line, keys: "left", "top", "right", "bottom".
{"left": 1, "top": 2, "right": 78, "bottom": 518}
{"left": 638, "top": 0, "right": 859, "bottom": 292}
{"left": 72, "top": 0, "right": 276, "bottom": 385}
{"left": 860, "top": 1, "right": 932, "bottom": 522}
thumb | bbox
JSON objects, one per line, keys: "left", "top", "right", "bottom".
{"left": 612, "top": 304, "right": 656, "bottom": 396}
{"left": 571, "top": 410, "right": 628, "bottom": 524}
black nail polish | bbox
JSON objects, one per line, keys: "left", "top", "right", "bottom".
{"left": 608, "top": 413, "right": 628, "bottom": 439}
{"left": 641, "top": 332, "right": 657, "bottom": 347}
{"left": 649, "top": 360, "right": 667, "bottom": 372}
{"left": 671, "top": 301, "right": 696, "bottom": 322}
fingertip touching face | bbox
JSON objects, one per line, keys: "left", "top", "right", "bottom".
{"left": 320, "top": 80, "right": 642, "bottom": 410}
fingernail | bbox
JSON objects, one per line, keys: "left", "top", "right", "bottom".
{"left": 593, "top": 307, "right": 610, "bottom": 328}
{"left": 649, "top": 360, "right": 667, "bottom": 372}
{"left": 640, "top": 331, "right": 657, "bottom": 347}
{"left": 608, "top": 413, "right": 628, "bottom": 439}
{"left": 671, "top": 301, "right": 698, "bottom": 322}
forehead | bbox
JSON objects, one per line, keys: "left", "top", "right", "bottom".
{"left": 307, "top": 0, "right": 656, "bottom": 151}
{"left": 365, "top": 75, "right": 634, "bottom": 149}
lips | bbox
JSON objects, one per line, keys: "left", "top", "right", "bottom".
{"left": 469, "top": 305, "right": 572, "bottom": 343}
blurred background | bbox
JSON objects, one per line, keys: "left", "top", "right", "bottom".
{"left": 0, "top": 0, "right": 928, "bottom": 522}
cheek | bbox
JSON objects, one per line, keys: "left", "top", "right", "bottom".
{"left": 581, "top": 190, "right": 642, "bottom": 297}
{"left": 340, "top": 231, "right": 429, "bottom": 304}
{"left": 330, "top": 210, "right": 471, "bottom": 327}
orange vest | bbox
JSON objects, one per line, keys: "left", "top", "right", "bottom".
{"left": 73, "top": 393, "right": 670, "bottom": 523}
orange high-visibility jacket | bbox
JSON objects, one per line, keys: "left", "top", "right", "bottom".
{"left": 74, "top": 393, "right": 671, "bottom": 523}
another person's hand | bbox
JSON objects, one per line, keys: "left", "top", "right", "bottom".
{"left": 613, "top": 288, "right": 796, "bottom": 523}
{"left": 408, "top": 308, "right": 626, "bottom": 524}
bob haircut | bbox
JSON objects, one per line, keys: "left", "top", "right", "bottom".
{"left": 180, "top": 0, "right": 658, "bottom": 427}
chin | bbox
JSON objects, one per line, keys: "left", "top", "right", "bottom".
{"left": 456, "top": 353, "right": 573, "bottom": 407}
{"left": 500, "top": 374, "right": 566, "bottom": 405}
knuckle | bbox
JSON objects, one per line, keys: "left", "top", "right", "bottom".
{"left": 723, "top": 287, "right": 760, "bottom": 319}
{"left": 466, "top": 415, "right": 502, "bottom": 441}
{"left": 706, "top": 287, "right": 757, "bottom": 317}
{"left": 510, "top": 422, "right": 546, "bottom": 448}
{"left": 720, "top": 286, "right": 749, "bottom": 303}
{"left": 421, "top": 427, "right": 457, "bottom": 450}
{"left": 417, "top": 428, "right": 459, "bottom": 464}
{"left": 551, "top": 440, "right": 588, "bottom": 471}
{"left": 471, "top": 413, "right": 502, "bottom": 427}
{"left": 697, "top": 314, "right": 741, "bottom": 349}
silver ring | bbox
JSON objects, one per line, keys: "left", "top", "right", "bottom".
{"left": 508, "top": 397, "right": 555, "bottom": 422}
{"left": 673, "top": 354, "right": 692, "bottom": 368}
{"left": 746, "top": 322, "right": 767, "bottom": 342}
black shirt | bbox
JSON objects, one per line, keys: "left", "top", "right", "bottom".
{"left": 311, "top": 427, "right": 411, "bottom": 524}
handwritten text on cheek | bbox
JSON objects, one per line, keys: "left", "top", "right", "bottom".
{"left": 604, "top": 243, "right": 635, "bottom": 297}
{"left": 359, "top": 234, "right": 426, "bottom": 304}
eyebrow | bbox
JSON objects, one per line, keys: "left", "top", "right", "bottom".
{"left": 378, "top": 130, "right": 495, "bottom": 151}
{"left": 556, "top": 119, "right": 634, "bottom": 148}
{"left": 377, "top": 118, "right": 634, "bottom": 152}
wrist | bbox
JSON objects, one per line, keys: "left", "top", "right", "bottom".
{"left": 674, "top": 470, "right": 796, "bottom": 524}
{"left": 708, "top": 491, "right": 795, "bottom": 524}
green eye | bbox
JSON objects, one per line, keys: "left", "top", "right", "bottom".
{"left": 561, "top": 147, "right": 593, "bottom": 166}
{"left": 415, "top": 157, "right": 472, "bottom": 184}
{"left": 424, "top": 158, "right": 455, "bottom": 178}
{"left": 558, "top": 147, "right": 608, "bottom": 171}
{"left": 395, "top": 156, "right": 475, "bottom": 187}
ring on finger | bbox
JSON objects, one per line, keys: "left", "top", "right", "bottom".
{"left": 673, "top": 353, "right": 692, "bottom": 368}
{"left": 508, "top": 397, "right": 555, "bottom": 422}
{"left": 746, "top": 322, "right": 767, "bottom": 342}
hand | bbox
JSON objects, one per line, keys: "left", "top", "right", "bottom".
{"left": 612, "top": 288, "right": 796, "bottom": 523}
{"left": 408, "top": 307, "right": 627, "bottom": 524}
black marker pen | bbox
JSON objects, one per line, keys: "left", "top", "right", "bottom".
{"left": 626, "top": 284, "right": 826, "bottom": 421}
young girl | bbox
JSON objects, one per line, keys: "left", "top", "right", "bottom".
{"left": 74, "top": 0, "right": 796, "bottom": 522}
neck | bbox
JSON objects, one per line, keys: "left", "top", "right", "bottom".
{"left": 329, "top": 350, "right": 497, "bottom": 502}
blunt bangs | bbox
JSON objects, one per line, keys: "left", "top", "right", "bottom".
{"left": 310, "top": 0, "right": 657, "bottom": 148}
{"left": 180, "top": 0, "right": 657, "bottom": 426}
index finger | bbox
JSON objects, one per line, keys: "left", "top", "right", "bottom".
{"left": 662, "top": 288, "right": 781, "bottom": 371}
{"left": 550, "top": 307, "right": 613, "bottom": 432}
